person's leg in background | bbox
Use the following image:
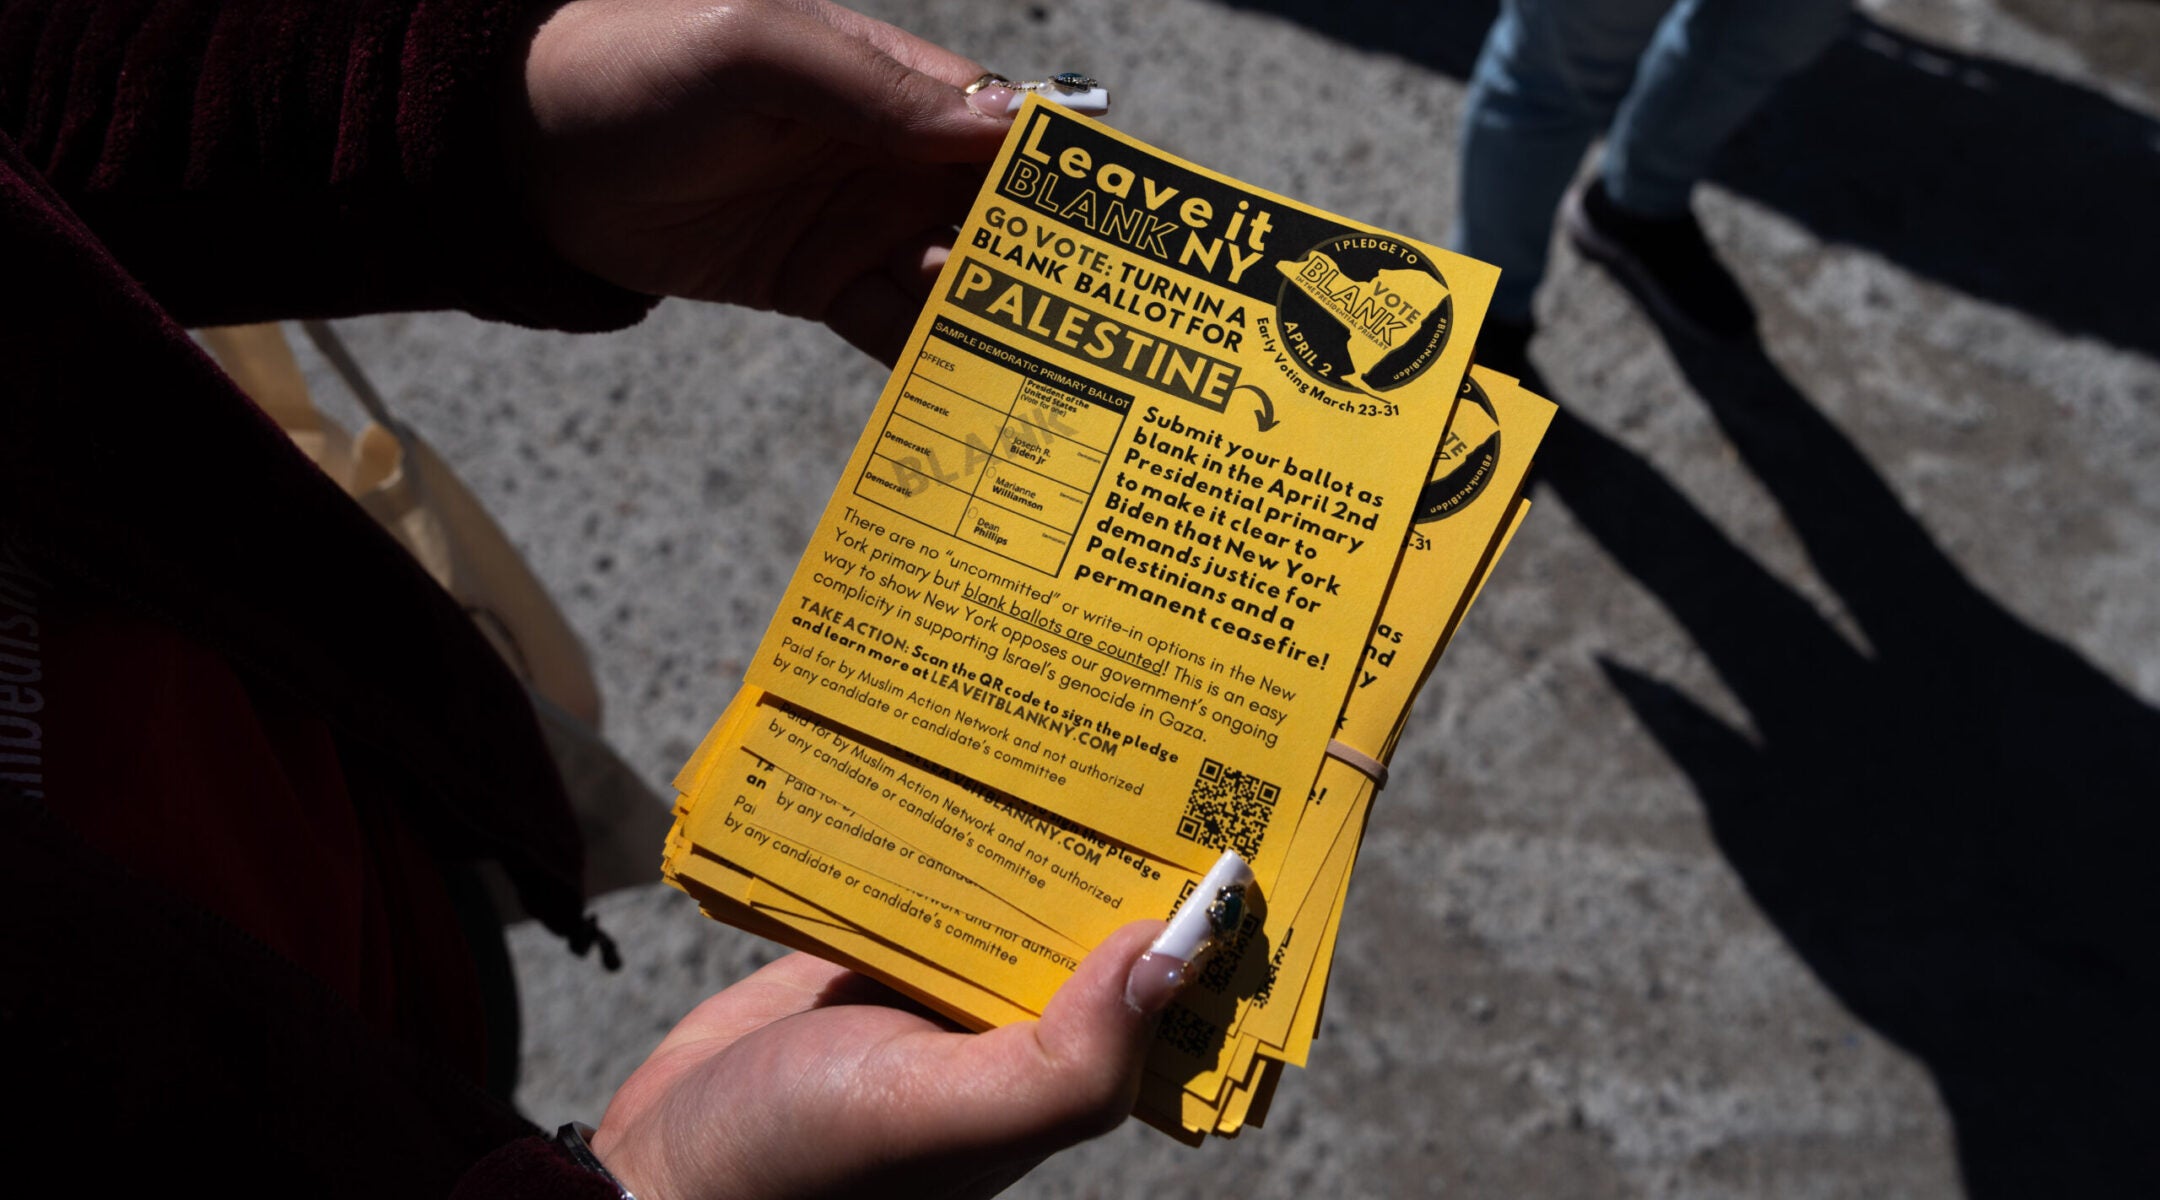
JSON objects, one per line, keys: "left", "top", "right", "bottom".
{"left": 1566, "top": 0, "right": 1851, "bottom": 341}
{"left": 1451, "top": 0, "right": 1676, "bottom": 371}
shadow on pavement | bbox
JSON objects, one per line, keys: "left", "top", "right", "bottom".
{"left": 1215, "top": 2, "right": 2160, "bottom": 357}
{"left": 1529, "top": 336, "right": 2160, "bottom": 1195}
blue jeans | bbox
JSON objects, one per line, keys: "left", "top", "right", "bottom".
{"left": 1452, "top": 0, "right": 1848, "bottom": 321}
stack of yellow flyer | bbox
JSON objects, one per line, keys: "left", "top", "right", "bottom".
{"left": 662, "top": 99, "right": 1555, "bottom": 1142}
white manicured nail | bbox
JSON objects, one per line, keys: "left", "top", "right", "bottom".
{"left": 1152, "top": 851, "right": 1255, "bottom": 963}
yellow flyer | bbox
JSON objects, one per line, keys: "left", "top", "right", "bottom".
{"left": 1346, "top": 367, "right": 1553, "bottom": 760}
{"left": 738, "top": 701, "right": 1192, "bottom": 946}
{"left": 745, "top": 98, "right": 1498, "bottom": 877}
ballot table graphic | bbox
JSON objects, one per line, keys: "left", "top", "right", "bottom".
{"left": 856, "top": 317, "right": 1134, "bottom": 574}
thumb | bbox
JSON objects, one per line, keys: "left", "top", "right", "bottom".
{"left": 1034, "top": 917, "right": 1176, "bottom": 1103}
{"left": 943, "top": 920, "right": 1170, "bottom": 1151}
{"left": 945, "top": 850, "right": 1254, "bottom": 1149}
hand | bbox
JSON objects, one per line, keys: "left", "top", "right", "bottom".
{"left": 518, "top": 0, "right": 1022, "bottom": 361}
{"left": 589, "top": 920, "right": 1177, "bottom": 1200}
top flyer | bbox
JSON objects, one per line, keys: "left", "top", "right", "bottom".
{"left": 745, "top": 99, "right": 1497, "bottom": 879}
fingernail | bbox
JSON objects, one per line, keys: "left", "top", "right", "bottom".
{"left": 967, "top": 85, "right": 1022, "bottom": 119}
{"left": 1123, "top": 850, "right": 1255, "bottom": 1014}
{"left": 1039, "top": 84, "right": 1109, "bottom": 116}
{"left": 1123, "top": 951, "right": 1188, "bottom": 1014}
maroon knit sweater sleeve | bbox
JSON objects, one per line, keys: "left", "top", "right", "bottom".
{"left": 0, "top": 0, "right": 655, "bottom": 330}
{"left": 453, "top": 1136, "right": 627, "bottom": 1200}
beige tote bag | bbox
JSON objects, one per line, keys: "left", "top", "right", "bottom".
{"left": 198, "top": 322, "right": 668, "bottom": 899}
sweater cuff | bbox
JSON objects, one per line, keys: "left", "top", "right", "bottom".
{"left": 451, "top": 1134, "right": 629, "bottom": 1199}
{"left": 397, "top": 0, "right": 659, "bottom": 331}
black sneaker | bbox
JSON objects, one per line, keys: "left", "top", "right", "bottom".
{"left": 1563, "top": 180, "right": 1758, "bottom": 344}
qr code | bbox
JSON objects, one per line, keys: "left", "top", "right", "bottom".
{"left": 1156, "top": 1004, "right": 1222, "bottom": 1060}
{"left": 1175, "top": 758, "right": 1279, "bottom": 861}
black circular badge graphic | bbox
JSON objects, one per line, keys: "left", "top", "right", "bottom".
{"left": 1415, "top": 372, "right": 1500, "bottom": 523}
{"left": 1274, "top": 233, "right": 1453, "bottom": 396}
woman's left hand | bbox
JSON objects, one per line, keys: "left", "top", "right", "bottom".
{"left": 517, "top": 0, "right": 1023, "bottom": 361}
{"left": 587, "top": 920, "right": 1173, "bottom": 1200}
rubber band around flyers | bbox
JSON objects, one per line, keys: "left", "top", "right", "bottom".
{"left": 1323, "top": 739, "right": 1389, "bottom": 791}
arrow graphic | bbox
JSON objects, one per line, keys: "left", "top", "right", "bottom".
{"left": 1237, "top": 385, "right": 1279, "bottom": 432}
